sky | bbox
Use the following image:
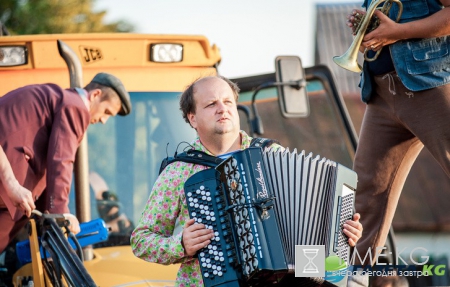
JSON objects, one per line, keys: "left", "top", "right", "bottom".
{"left": 93, "top": 0, "right": 360, "bottom": 79}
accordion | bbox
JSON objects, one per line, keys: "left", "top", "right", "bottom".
{"left": 183, "top": 147, "right": 356, "bottom": 287}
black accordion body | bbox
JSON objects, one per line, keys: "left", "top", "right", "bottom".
{"left": 183, "top": 147, "right": 356, "bottom": 287}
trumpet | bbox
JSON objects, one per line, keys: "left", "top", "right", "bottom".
{"left": 333, "top": 0, "right": 403, "bottom": 73}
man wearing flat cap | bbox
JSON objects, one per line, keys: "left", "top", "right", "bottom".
{"left": 0, "top": 72, "right": 131, "bottom": 253}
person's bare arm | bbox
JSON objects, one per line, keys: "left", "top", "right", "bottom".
{"left": 0, "top": 145, "right": 35, "bottom": 217}
{"left": 363, "top": 4, "right": 450, "bottom": 50}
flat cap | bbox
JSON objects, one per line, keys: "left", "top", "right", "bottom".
{"left": 91, "top": 72, "right": 131, "bottom": 116}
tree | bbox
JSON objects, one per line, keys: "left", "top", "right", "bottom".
{"left": 0, "top": 0, "right": 134, "bottom": 35}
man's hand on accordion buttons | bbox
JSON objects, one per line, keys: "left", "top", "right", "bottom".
{"left": 343, "top": 213, "right": 363, "bottom": 247}
{"left": 182, "top": 218, "right": 215, "bottom": 256}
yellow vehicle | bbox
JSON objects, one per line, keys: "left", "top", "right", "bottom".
{"left": 0, "top": 33, "right": 222, "bottom": 287}
{"left": 0, "top": 33, "right": 363, "bottom": 286}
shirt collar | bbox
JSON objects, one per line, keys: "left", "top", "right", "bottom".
{"left": 75, "top": 87, "right": 90, "bottom": 111}
{"left": 190, "top": 130, "right": 253, "bottom": 156}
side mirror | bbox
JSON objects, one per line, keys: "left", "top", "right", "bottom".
{"left": 275, "top": 56, "right": 309, "bottom": 118}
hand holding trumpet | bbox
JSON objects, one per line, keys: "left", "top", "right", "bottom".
{"left": 333, "top": 0, "right": 403, "bottom": 72}
{"left": 347, "top": 9, "right": 402, "bottom": 52}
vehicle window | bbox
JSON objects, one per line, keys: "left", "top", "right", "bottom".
{"left": 69, "top": 92, "right": 197, "bottom": 225}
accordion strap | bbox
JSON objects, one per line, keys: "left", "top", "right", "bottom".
{"left": 159, "top": 137, "right": 278, "bottom": 174}
{"left": 250, "top": 137, "right": 278, "bottom": 148}
{"left": 158, "top": 150, "right": 220, "bottom": 174}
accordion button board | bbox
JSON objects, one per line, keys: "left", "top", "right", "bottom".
{"left": 185, "top": 168, "right": 245, "bottom": 287}
{"left": 184, "top": 147, "right": 357, "bottom": 287}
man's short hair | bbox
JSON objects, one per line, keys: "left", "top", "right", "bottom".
{"left": 84, "top": 82, "right": 116, "bottom": 101}
{"left": 179, "top": 76, "right": 240, "bottom": 125}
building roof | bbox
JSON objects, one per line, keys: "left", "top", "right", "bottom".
{"left": 315, "top": 2, "right": 362, "bottom": 96}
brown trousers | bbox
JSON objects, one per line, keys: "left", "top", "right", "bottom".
{"left": 353, "top": 72, "right": 450, "bottom": 265}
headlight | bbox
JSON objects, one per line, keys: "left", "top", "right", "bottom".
{"left": 150, "top": 43, "right": 183, "bottom": 63}
{"left": 0, "top": 46, "right": 28, "bottom": 66}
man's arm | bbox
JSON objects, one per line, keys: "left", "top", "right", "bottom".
{"left": 44, "top": 100, "right": 89, "bottom": 215}
{"left": 362, "top": 3, "right": 450, "bottom": 50}
{"left": 131, "top": 163, "right": 198, "bottom": 265}
{"left": 0, "top": 145, "right": 35, "bottom": 216}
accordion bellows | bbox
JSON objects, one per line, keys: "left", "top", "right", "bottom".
{"left": 184, "top": 147, "right": 357, "bottom": 287}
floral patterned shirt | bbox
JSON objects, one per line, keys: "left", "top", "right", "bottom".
{"left": 131, "top": 131, "right": 256, "bottom": 287}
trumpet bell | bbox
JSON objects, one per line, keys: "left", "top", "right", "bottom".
{"left": 333, "top": 54, "right": 362, "bottom": 73}
{"left": 332, "top": 0, "right": 403, "bottom": 73}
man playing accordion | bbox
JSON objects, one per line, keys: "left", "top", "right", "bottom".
{"left": 131, "top": 76, "right": 363, "bottom": 287}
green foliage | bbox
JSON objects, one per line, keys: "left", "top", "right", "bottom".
{"left": 0, "top": 0, "right": 134, "bottom": 35}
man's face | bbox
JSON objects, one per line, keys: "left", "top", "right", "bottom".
{"left": 89, "top": 90, "right": 122, "bottom": 124}
{"left": 188, "top": 77, "right": 240, "bottom": 138}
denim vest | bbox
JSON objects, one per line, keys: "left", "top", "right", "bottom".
{"left": 360, "top": 0, "right": 450, "bottom": 103}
